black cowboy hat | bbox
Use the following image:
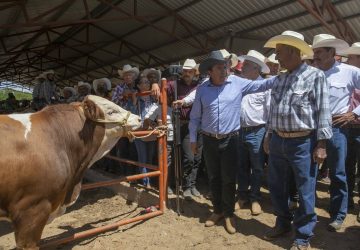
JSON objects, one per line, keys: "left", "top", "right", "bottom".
{"left": 199, "top": 50, "right": 227, "bottom": 75}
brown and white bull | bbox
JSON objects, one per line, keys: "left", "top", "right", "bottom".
{"left": 0, "top": 95, "right": 141, "bottom": 249}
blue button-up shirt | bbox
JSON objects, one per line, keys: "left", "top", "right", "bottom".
{"left": 189, "top": 75, "right": 274, "bottom": 142}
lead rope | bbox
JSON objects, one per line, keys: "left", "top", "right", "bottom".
{"left": 127, "top": 125, "right": 168, "bottom": 141}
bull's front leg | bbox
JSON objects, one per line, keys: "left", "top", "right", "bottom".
{"left": 12, "top": 200, "right": 52, "bottom": 250}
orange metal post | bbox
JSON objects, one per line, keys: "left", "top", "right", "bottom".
{"left": 160, "top": 78, "right": 168, "bottom": 201}
{"left": 41, "top": 210, "right": 163, "bottom": 248}
{"left": 82, "top": 171, "right": 161, "bottom": 190}
{"left": 105, "top": 154, "right": 159, "bottom": 171}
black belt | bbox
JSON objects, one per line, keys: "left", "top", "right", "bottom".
{"left": 201, "top": 130, "right": 240, "bottom": 139}
{"left": 346, "top": 124, "right": 360, "bottom": 129}
{"left": 241, "top": 124, "right": 265, "bottom": 132}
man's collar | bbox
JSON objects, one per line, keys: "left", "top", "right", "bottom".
{"left": 287, "top": 63, "right": 307, "bottom": 76}
{"left": 206, "top": 76, "right": 231, "bottom": 86}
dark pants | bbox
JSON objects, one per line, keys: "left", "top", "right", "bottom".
{"left": 268, "top": 133, "right": 317, "bottom": 246}
{"left": 181, "top": 124, "right": 203, "bottom": 189}
{"left": 134, "top": 139, "right": 156, "bottom": 186}
{"left": 237, "top": 126, "right": 265, "bottom": 202}
{"left": 116, "top": 137, "right": 138, "bottom": 176}
{"left": 203, "top": 134, "right": 239, "bottom": 217}
{"left": 346, "top": 127, "right": 360, "bottom": 204}
{"left": 326, "top": 127, "right": 349, "bottom": 223}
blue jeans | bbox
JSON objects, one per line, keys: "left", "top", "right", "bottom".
{"left": 134, "top": 139, "right": 156, "bottom": 186}
{"left": 326, "top": 127, "right": 348, "bottom": 223}
{"left": 268, "top": 133, "right": 317, "bottom": 246}
{"left": 237, "top": 126, "right": 265, "bottom": 202}
{"left": 346, "top": 128, "right": 360, "bottom": 202}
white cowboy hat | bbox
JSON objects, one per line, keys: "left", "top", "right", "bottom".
{"left": 238, "top": 50, "right": 270, "bottom": 74}
{"left": 118, "top": 64, "right": 140, "bottom": 78}
{"left": 264, "top": 30, "right": 313, "bottom": 57}
{"left": 266, "top": 53, "right": 279, "bottom": 64}
{"left": 312, "top": 34, "right": 349, "bottom": 54}
{"left": 220, "top": 49, "right": 238, "bottom": 68}
{"left": 343, "top": 42, "right": 360, "bottom": 55}
{"left": 182, "top": 59, "right": 197, "bottom": 70}
{"left": 63, "top": 87, "right": 77, "bottom": 96}
{"left": 142, "top": 68, "right": 161, "bottom": 80}
{"left": 93, "top": 78, "right": 111, "bottom": 93}
{"left": 77, "top": 81, "right": 92, "bottom": 90}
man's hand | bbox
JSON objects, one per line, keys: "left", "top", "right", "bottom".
{"left": 332, "top": 112, "right": 358, "bottom": 127}
{"left": 151, "top": 83, "right": 161, "bottom": 99}
{"left": 172, "top": 99, "right": 184, "bottom": 109}
{"left": 191, "top": 142, "right": 198, "bottom": 155}
{"left": 313, "top": 140, "right": 327, "bottom": 165}
{"left": 263, "top": 133, "right": 272, "bottom": 154}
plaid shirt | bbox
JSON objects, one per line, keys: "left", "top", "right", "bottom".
{"left": 111, "top": 83, "right": 136, "bottom": 110}
{"left": 268, "top": 63, "right": 332, "bottom": 140}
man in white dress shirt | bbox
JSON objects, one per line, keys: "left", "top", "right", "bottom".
{"left": 312, "top": 34, "right": 360, "bottom": 231}
{"left": 235, "top": 50, "right": 271, "bottom": 215}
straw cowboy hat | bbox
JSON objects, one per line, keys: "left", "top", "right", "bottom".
{"left": 266, "top": 53, "right": 279, "bottom": 64}
{"left": 118, "top": 64, "right": 140, "bottom": 78}
{"left": 238, "top": 50, "right": 270, "bottom": 74}
{"left": 343, "top": 42, "right": 360, "bottom": 55}
{"left": 182, "top": 59, "right": 197, "bottom": 70}
{"left": 199, "top": 50, "right": 227, "bottom": 75}
{"left": 220, "top": 49, "right": 239, "bottom": 68}
{"left": 312, "top": 34, "right": 349, "bottom": 54}
{"left": 264, "top": 30, "right": 313, "bottom": 57}
{"left": 93, "top": 78, "right": 111, "bottom": 93}
{"left": 78, "top": 81, "right": 91, "bottom": 91}
{"left": 63, "top": 87, "right": 77, "bottom": 96}
{"left": 300, "top": 45, "right": 313, "bottom": 60}
{"left": 142, "top": 68, "right": 161, "bottom": 84}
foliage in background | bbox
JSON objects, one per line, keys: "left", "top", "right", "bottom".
{"left": 0, "top": 88, "right": 32, "bottom": 100}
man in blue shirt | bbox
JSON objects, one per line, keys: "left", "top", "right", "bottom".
{"left": 189, "top": 50, "right": 274, "bottom": 234}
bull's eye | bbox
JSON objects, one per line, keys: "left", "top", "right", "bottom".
{"left": 108, "top": 111, "right": 114, "bottom": 115}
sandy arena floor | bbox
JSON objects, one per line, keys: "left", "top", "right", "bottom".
{"left": 1, "top": 179, "right": 360, "bottom": 250}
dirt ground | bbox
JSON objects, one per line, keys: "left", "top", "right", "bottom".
{"left": 1, "top": 178, "right": 360, "bottom": 250}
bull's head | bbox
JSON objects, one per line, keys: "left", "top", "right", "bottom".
{"left": 82, "top": 95, "right": 141, "bottom": 137}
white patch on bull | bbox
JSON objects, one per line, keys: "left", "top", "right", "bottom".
{"left": 84, "top": 95, "right": 141, "bottom": 168}
{"left": 8, "top": 113, "right": 32, "bottom": 140}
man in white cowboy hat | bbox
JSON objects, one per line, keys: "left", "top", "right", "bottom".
{"left": 93, "top": 78, "right": 112, "bottom": 99}
{"left": 312, "top": 33, "right": 360, "bottom": 232}
{"left": 189, "top": 50, "right": 276, "bottom": 234}
{"left": 167, "top": 58, "right": 204, "bottom": 199}
{"left": 32, "top": 72, "right": 58, "bottom": 110}
{"left": 142, "top": 68, "right": 161, "bottom": 85}
{"left": 76, "top": 81, "right": 91, "bottom": 101}
{"left": 341, "top": 42, "right": 360, "bottom": 219}
{"left": 236, "top": 50, "right": 271, "bottom": 216}
{"left": 266, "top": 53, "right": 280, "bottom": 76}
{"left": 345, "top": 42, "right": 360, "bottom": 68}
{"left": 261, "top": 30, "right": 332, "bottom": 249}
{"left": 62, "top": 86, "right": 77, "bottom": 103}
{"left": 112, "top": 64, "right": 140, "bottom": 108}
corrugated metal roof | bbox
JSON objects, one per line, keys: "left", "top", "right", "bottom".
{"left": 0, "top": 0, "right": 359, "bottom": 87}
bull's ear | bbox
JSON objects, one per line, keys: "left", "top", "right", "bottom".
{"left": 83, "top": 99, "right": 103, "bottom": 121}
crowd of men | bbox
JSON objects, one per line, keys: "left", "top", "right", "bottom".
{"left": 25, "top": 30, "right": 360, "bottom": 250}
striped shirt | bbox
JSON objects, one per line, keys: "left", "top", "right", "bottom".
{"left": 268, "top": 63, "right": 332, "bottom": 140}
